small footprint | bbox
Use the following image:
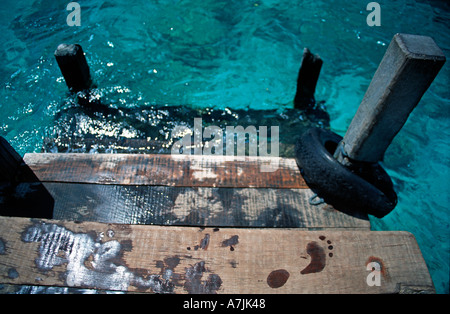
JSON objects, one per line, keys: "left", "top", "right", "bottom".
{"left": 266, "top": 236, "right": 334, "bottom": 288}
{"left": 300, "top": 236, "right": 333, "bottom": 275}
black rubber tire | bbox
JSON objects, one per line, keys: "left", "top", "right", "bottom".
{"left": 295, "top": 127, "right": 397, "bottom": 218}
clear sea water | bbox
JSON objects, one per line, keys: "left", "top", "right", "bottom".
{"left": 1, "top": 0, "right": 448, "bottom": 293}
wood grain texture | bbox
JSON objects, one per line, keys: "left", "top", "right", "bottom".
{"left": 23, "top": 153, "right": 307, "bottom": 188}
{"left": 44, "top": 183, "right": 369, "bottom": 229}
{"left": 0, "top": 217, "right": 434, "bottom": 294}
{"left": 338, "top": 34, "right": 446, "bottom": 163}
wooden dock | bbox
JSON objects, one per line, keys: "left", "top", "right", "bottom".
{"left": 0, "top": 153, "right": 434, "bottom": 294}
{"left": 1, "top": 33, "right": 443, "bottom": 294}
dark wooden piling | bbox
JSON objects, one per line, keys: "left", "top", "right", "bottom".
{"left": 294, "top": 48, "right": 323, "bottom": 110}
{"left": 334, "top": 34, "right": 446, "bottom": 165}
{"left": 54, "top": 44, "right": 92, "bottom": 92}
{"left": 0, "top": 137, "right": 22, "bottom": 182}
{"left": 0, "top": 137, "right": 54, "bottom": 219}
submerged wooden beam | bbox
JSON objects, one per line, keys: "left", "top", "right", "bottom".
{"left": 23, "top": 153, "right": 307, "bottom": 189}
{"left": 335, "top": 33, "right": 446, "bottom": 164}
{"left": 0, "top": 216, "right": 434, "bottom": 293}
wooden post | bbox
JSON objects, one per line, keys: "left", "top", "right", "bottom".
{"left": 54, "top": 44, "right": 92, "bottom": 92}
{"left": 294, "top": 48, "right": 323, "bottom": 110}
{"left": 0, "top": 137, "right": 23, "bottom": 182}
{"left": 0, "top": 137, "right": 53, "bottom": 219}
{"left": 334, "top": 33, "right": 446, "bottom": 165}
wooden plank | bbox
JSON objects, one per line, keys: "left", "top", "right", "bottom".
{"left": 44, "top": 183, "right": 370, "bottom": 229}
{"left": 23, "top": 153, "right": 307, "bottom": 189}
{"left": 294, "top": 48, "right": 323, "bottom": 110}
{"left": 0, "top": 217, "right": 434, "bottom": 293}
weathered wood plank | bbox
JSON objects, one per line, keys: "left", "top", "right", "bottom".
{"left": 44, "top": 183, "right": 369, "bottom": 229}
{"left": 335, "top": 33, "right": 446, "bottom": 164}
{"left": 0, "top": 217, "right": 434, "bottom": 294}
{"left": 23, "top": 153, "right": 307, "bottom": 189}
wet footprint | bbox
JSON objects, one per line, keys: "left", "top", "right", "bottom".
{"left": 267, "top": 269, "right": 290, "bottom": 289}
{"left": 300, "top": 236, "right": 333, "bottom": 275}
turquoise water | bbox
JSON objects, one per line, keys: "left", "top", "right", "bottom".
{"left": 1, "top": 0, "right": 449, "bottom": 293}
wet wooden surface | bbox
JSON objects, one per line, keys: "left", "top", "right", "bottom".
{"left": 2, "top": 152, "right": 433, "bottom": 293}
{"left": 0, "top": 216, "right": 434, "bottom": 294}
{"left": 21, "top": 153, "right": 370, "bottom": 229}
{"left": 23, "top": 153, "right": 307, "bottom": 188}
{"left": 46, "top": 183, "right": 369, "bottom": 229}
